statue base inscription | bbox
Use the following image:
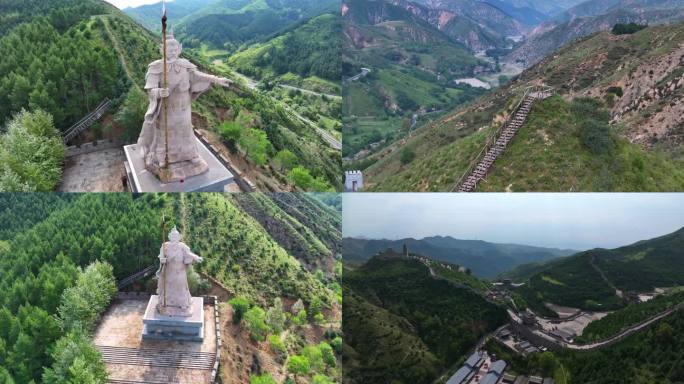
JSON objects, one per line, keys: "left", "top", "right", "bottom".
{"left": 142, "top": 295, "right": 204, "bottom": 342}
{"left": 124, "top": 137, "right": 234, "bottom": 192}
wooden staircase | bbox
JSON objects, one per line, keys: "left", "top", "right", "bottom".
{"left": 454, "top": 86, "right": 553, "bottom": 192}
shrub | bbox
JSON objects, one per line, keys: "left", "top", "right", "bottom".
{"left": 229, "top": 297, "right": 250, "bottom": 324}
{"left": 578, "top": 119, "right": 615, "bottom": 155}
{"left": 400, "top": 148, "right": 416, "bottom": 165}
{"left": 250, "top": 373, "right": 277, "bottom": 384}
{"left": 611, "top": 23, "right": 647, "bottom": 35}
{"left": 244, "top": 306, "right": 270, "bottom": 342}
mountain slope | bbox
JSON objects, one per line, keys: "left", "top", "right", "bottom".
{"left": 343, "top": 252, "right": 507, "bottom": 383}
{"left": 342, "top": 0, "right": 490, "bottom": 159}
{"left": 516, "top": 227, "right": 684, "bottom": 314}
{"left": 125, "top": 0, "right": 339, "bottom": 50}
{"left": 363, "top": 22, "right": 684, "bottom": 191}
{"left": 508, "top": 0, "right": 684, "bottom": 67}
{"left": 343, "top": 236, "right": 575, "bottom": 278}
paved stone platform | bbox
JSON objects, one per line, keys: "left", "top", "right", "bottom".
{"left": 94, "top": 298, "right": 217, "bottom": 384}
{"left": 58, "top": 148, "right": 126, "bottom": 192}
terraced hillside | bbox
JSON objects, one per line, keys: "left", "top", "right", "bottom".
{"left": 362, "top": 22, "right": 684, "bottom": 191}
{"left": 231, "top": 193, "right": 341, "bottom": 273}
{"left": 343, "top": 252, "right": 508, "bottom": 383}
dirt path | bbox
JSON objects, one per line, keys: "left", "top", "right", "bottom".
{"left": 99, "top": 15, "right": 138, "bottom": 88}
{"left": 589, "top": 254, "right": 622, "bottom": 297}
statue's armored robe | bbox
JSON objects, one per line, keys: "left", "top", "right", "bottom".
{"left": 138, "top": 58, "right": 218, "bottom": 182}
{"left": 156, "top": 241, "right": 201, "bottom": 316}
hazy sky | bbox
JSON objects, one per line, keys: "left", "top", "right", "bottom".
{"left": 343, "top": 193, "right": 684, "bottom": 250}
{"left": 105, "top": 0, "right": 164, "bottom": 9}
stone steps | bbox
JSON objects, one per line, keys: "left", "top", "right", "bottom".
{"left": 457, "top": 94, "right": 540, "bottom": 192}
{"left": 98, "top": 345, "right": 216, "bottom": 370}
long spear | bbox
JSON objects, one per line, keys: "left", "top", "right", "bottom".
{"left": 161, "top": 0, "right": 170, "bottom": 181}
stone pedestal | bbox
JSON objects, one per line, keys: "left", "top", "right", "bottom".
{"left": 142, "top": 295, "right": 204, "bottom": 342}
{"left": 124, "top": 137, "right": 235, "bottom": 192}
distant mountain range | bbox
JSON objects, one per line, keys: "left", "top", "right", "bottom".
{"left": 343, "top": 236, "right": 576, "bottom": 277}
{"left": 124, "top": 0, "right": 338, "bottom": 48}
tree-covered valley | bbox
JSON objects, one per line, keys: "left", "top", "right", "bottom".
{"left": 0, "top": 192, "right": 341, "bottom": 383}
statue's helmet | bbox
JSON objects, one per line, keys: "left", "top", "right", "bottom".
{"left": 161, "top": 30, "right": 182, "bottom": 56}
{"left": 168, "top": 226, "right": 182, "bottom": 242}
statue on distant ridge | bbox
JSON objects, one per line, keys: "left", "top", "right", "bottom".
{"left": 138, "top": 32, "right": 232, "bottom": 182}
{"left": 156, "top": 227, "right": 203, "bottom": 317}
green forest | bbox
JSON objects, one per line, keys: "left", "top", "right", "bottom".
{"left": 0, "top": 192, "right": 341, "bottom": 383}
{"left": 0, "top": 0, "right": 342, "bottom": 192}
{"left": 343, "top": 255, "right": 508, "bottom": 383}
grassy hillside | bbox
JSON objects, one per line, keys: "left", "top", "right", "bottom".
{"left": 228, "top": 13, "right": 340, "bottom": 84}
{"left": 478, "top": 96, "right": 684, "bottom": 191}
{"left": 363, "top": 22, "right": 684, "bottom": 191}
{"left": 343, "top": 253, "right": 508, "bottom": 383}
{"left": 516, "top": 227, "right": 684, "bottom": 315}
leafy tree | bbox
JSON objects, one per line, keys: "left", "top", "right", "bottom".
{"left": 219, "top": 120, "right": 243, "bottom": 151}
{"left": 229, "top": 297, "right": 250, "bottom": 324}
{"left": 240, "top": 128, "right": 271, "bottom": 166}
{"left": 57, "top": 261, "right": 117, "bottom": 333}
{"left": 287, "top": 355, "right": 310, "bottom": 378}
{"left": 273, "top": 149, "right": 298, "bottom": 171}
{"left": 312, "top": 374, "right": 335, "bottom": 384}
{"left": 302, "top": 345, "right": 324, "bottom": 372}
{"left": 330, "top": 336, "right": 342, "bottom": 353}
{"left": 268, "top": 335, "right": 287, "bottom": 356}
{"left": 244, "top": 306, "right": 270, "bottom": 342}
{"left": 266, "top": 298, "right": 286, "bottom": 334}
{"left": 115, "top": 88, "right": 147, "bottom": 142}
{"left": 0, "top": 109, "right": 65, "bottom": 192}
{"left": 250, "top": 373, "right": 277, "bottom": 384}
{"left": 319, "top": 342, "right": 336, "bottom": 368}
{"left": 42, "top": 332, "right": 107, "bottom": 384}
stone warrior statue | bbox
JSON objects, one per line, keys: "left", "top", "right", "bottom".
{"left": 156, "top": 227, "right": 203, "bottom": 316}
{"left": 137, "top": 31, "right": 232, "bottom": 182}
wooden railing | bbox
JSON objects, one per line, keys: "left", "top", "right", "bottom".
{"left": 451, "top": 85, "right": 553, "bottom": 192}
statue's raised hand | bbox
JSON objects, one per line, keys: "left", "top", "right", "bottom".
{"left": 216, "top": 77, "right": 232, "bottom": 88}
{"left": 196, "top": 256, "right": 204, "bottom": 263}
